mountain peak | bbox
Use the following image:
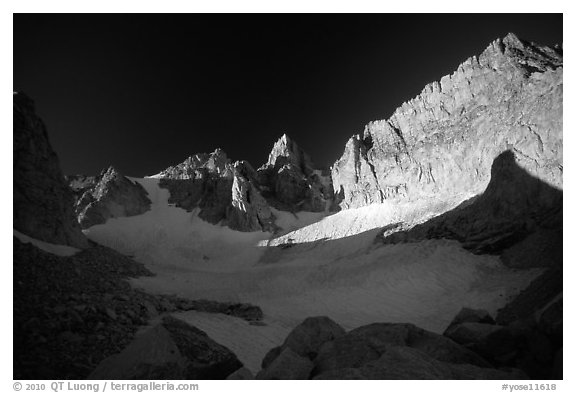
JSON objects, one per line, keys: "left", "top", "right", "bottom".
{"left": 151, "top": 148, "right": 232, "bottom": 179}
{"left": 265, "top": 133, "right": 308, "bottom": 168}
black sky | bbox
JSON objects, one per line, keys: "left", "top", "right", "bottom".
{"left": 13, "top": 14, "right": 562, "bottom": 177}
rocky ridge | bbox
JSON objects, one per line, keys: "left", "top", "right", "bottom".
{"left": 13, "top": 92, "right": 89, "bottom": 248}
{"left": 332, "top": 33, "right": 562, "bottom": 211}
{"left": 150, "top": 134, "right": 332, "bottom": 232}
{"left": 257, "top": 133, "right": 334, "bottom": 212}
{"left": 68, "top": 166, "right": 152, "bottom": 229}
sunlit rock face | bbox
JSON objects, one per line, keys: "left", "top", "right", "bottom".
{"left": 154, "top": 150, "right": 275, "bottom": 232}
{"left": 258, "top": 134, "right": 334, "bottom": 212}
{"left": 69, "top": 166, "right": 152, "bottom": 229}
{"left": 228, "top": 161, "right": 275, "bottom": 232}
{"left": 332, "top": 33, "right": 562, "bottom": 210}
{"left": 13, "top": 92, "right": 89, "bottom": 248}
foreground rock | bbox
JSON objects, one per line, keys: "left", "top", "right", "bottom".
{"left": 261, "top": 316, "right": 346, "bottom": 369}
{"left": 13, "top": 238, "right": 156, "bottom": 379}
{"left": 13, "top": 92, "right": 89, "bottom": 248}
{"left": 443, "top": 306, "right": 562, "bottom": 379}
{"left": 69, "top": 166, "right": 151, "bottom": 228}
{"left": 90, "top": 316, "right": 243, "bottom": 379}
{"left": 315, "top": 346, "right": 526, "bottom": 380}
{"left": 257, "top": 316, "right": 526, "bottom": 380}
{"left": 156, "top": 295, "right": 264, "bottom": 322}
{"left": 256, "top": 348, "right": 314, "bottom": 379}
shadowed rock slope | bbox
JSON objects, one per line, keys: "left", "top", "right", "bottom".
{"left": 332, "top": 33, "right": 562, "bottom": 213}
{"left": 68, "top": 166, "right": 152, "bottom": 229}
{"left": 13, "top": 92, "right": 89, "bottom": 248}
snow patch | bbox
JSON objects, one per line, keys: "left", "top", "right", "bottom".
{"left": 13, "top": 229, "right": 81, "bottom": 257}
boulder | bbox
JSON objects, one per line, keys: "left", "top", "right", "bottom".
{"left": 227, "top": 367, "right": 254, "bottom": 380}
{"left": 261, "top": 346, "right": 283, "bottom": 370}
{"left": 347, "top": 323, "right": 491, "bottom": 367}
{"left": 275, "top": 316, "right": 346, "bottom": 361}
{"left": 446, "top": 308, "right": 495, "bottom": 328}
{"left": 313, "top": 333, "right": 383, "bottom": 375}
{"left": 89, "top": 316, "right": 242, "bottom": 379}
{"left": 315, "top": 347, "right": 527, "bottom": 380}
{"left": 13, "top": 92, "right": 89, "bottom": 248}
{"left": 538, "top": 298, "right": 562, "bottom": 343}
{"left": 444, "top": 322, "right": 503, "bottom": 346}
{"left": 256, "top": 348, "right": 314, "bottom": 380}
{"left": 475, "top": 322, "right": 556, "bottom": 379}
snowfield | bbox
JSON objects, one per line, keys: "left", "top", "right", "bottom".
{"left": 84, "top": 178, "right": 543, "bottom": 373}
{"left": 14, "top": 229, "right": 81, "bottom": 257}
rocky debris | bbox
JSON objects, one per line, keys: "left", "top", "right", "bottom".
{"left": 258, "top": 134, "right": 334, "bottom": 212}
{"left": 256, "top": 348, "right": 314, "bottom": 380}
{"left": 13, "top": 237, "right": 157, "bottom": 379}
{"left": 13, "top": 92, "right": 89, "bottom": 248}
{"left": 155, "top": 295, "right": 264, "bottom": 323}
{"left": 90, "top": 316, "right": 243, "bottom": 380}
{"left": 332, "top": 33, "right": 562, "bottom": 212}
{"left": 257, "top": 316, "right": 528, "bottom": 380}
{"left": 70, "top": 166, "right": 152, "bottom": 228}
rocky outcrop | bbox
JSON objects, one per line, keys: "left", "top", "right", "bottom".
{"left": 257, "top": 316, "right": 527, "bottom": 380}
{"left": 89, "top": 316, "right": 243, "bottom": 379}
{"left": 381, "top": 150, "right": 562, "bottom": 259}
{"left": 332, "top": 33, "right": 562, "bottom": 212}
{"left": 155, "top": 150, "right": 276, "bottom": 232}
{"left": 227, "top": 161, "right": 275, "bottom": 232}
{"left": 13, "top": 92, "right": 89, "bottom": 248}
{"left": 442, "top": 306, "right": 562, "bottom": 379}
{"left": 13, "top": 237, "right": 155, "bottom": 379}
{"left": 263, "top": 316, "right": 347, "bottom": 366}
{"left": 151, "top": 134, "right": 333, "bottom": 231}
{"left": 69, "top": 166, "right": 151, "bottom": 229}
{"left": 258, "top": 134, "right": 334, "bottom": 212}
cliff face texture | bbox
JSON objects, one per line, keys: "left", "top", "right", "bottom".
{"left": 258, "top": 134, "right": 334, "bottom": 212}
{"left": 155, "top": 150, "right": 275, "bottom": 232}
{"left": 332, "top": 33, "right": 562, "bottom": 212}
{"left": 13, "top": 92, "right": 89, "bottom": 248}
{"left": 69, "top": 167, "right": 152, "bottom": 229}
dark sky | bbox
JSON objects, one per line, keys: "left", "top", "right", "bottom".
{"left": 14, "top": 14, "right": 562, "bottom": 177}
